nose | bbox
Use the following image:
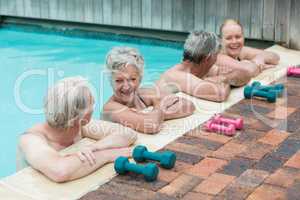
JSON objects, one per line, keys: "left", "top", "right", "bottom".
{"left": 122, "top": 80, "right": 131, "bottom": 90}
{"left": 230, "top": 37, "right": 236, "bottom": 43}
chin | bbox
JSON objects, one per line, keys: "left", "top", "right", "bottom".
{"left": 121, "top": 95, "right": 134, "bottom": 104}
{"left": 228, "top": 50, "right": 240, "bottom": 58}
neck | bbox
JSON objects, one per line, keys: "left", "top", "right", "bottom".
{"left": 182, "top": 61, "right": 207, "bottom": 77}
{"left": 222, "top": 48, "right": 239, "bottom": 60}
{"left": 113, "top": 92, "right": 137, "bottom": 108}
{"left": 44, "top": 123, "right": 80, "bottom": 146}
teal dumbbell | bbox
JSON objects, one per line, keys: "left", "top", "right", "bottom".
{"left": 244, "top": 85, "right": 277, "bottom": 102}
{"left": 114, "top": 156, "right": 159, "bottom": 182}
{"left": 251, "top": 81, "right": 284, "bottom": 97}
{"left": 133, "top": 145, "right": 176, "bottom": 169}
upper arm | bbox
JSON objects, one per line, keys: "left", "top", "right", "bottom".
{"left": 206, "top": 64, "right": 220, "bottom": 76}
{"left": 217, "top": 54, "right": 252, "bottom": 72}
{"left": 19, "top": 134, "right": 62, "bottom": 176}
{"left": 216, "top": 54, "right": 259, "bottom": 77}
{"left": 240, "top": 46, "right": 280, "bottom": 65}
{"left": 161, "top": 70, "right": 230, "bottom": 102}
{"left": 240, "top": 46, "right": 264, "bottom": 60}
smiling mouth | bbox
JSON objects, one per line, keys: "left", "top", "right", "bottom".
{"left": 120, "top": 91, "right": 133, "bottom": 96}
{"left": 229, "top": 46, "right": 240, "bottom": 50}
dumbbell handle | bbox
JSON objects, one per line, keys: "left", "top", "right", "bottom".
{"left": 255, "top": 85, "right": 283, "bottom": 91}
{"left": 124, "top": 162, "right": 145, "bottom": 174}
{"left": 288, "top": 67, "right": 300, "bottom": 76}
{"left": 252, "top": 89, "right": 273, "bottom": 97}
{"left": 214, "top": 115, "right": 243, "bottom": 129}
{"left": 143, "top": 151, "right": 162, "bottom": 162}
{"left": 206, "top": 120, "right": 235, "bottom": 136}
{"left": 210, "top": 123, "right": 234, "bottom": 133}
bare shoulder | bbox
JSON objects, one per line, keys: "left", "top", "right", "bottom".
{"left": 138, "top": 87, "right": 158, "bottom": 98}
{"left": 240, "top": 46, "right": 264, "bottom": 60}
{"left": 217, "top": 53, "right": 236, "bottom": 63}
{"left": 161, "top": 63, "right": 184, "bottom": 76}
{"left": 22, "top": 124, "right": 47, "bottom": 141}
{"left": 103, "top": 97, "right": 124, "bottom": 112}
{"left": 216, "top": 53, "right": 240, "bottom": 66}
{"left": 19, "top": 131, "right": 48, "bottom": 152}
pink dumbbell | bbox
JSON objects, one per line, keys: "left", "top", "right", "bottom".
{"left": 204, "top": 120, "right": 236, "bottom": 136}
{"left": 212, "top": 114, "right": 244, "bottom": 130}
{"left": 287, "top": 67, "right": 300, "bottom": 77}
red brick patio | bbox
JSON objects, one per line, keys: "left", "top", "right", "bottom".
{"left": 80, "top": 76, "right": 300, "bottom": 200}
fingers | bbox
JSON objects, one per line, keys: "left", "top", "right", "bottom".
{"left": 264, "top": 64, "right": 276, "bottom": 69}
{"left": 77, "top": 148, "right": 97, "bottom": 166}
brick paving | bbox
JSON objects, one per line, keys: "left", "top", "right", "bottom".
{"left": 81, "top": 76, "right": 300, "bottom": 200}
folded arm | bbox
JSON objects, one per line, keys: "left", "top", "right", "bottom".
{"left": 19, "top": 134, "right": 132, "bottom": 182}
{"left": 103, "top": 101, "right": 164, "bottom": 134}
{"left": 241, "top": 46, "right": 280, "bottom": 65}
{"left": 159, "top": 70, "right": 230, "bottom": 102}
{"left": 81, "top": 119, "right": 137, "bottom": 151}
{"left": 158, "top": 95, "right": 195, "bottom": 120}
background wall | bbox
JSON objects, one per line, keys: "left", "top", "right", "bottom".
{"left": 0, "top": 0, "right": 299, "bottom": 49}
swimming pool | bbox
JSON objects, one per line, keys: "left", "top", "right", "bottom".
{"left": 0, "top": 25, "right": 182, "bottom": 178}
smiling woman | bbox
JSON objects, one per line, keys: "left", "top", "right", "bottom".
{"left": 102, "top": 47, "right": 195, "bottom": 134}
{"left": 0, "top": 24, "right": 183, "bottom": 178}
{"left": 216, "top": 19, "right": 280, "bottom": 77}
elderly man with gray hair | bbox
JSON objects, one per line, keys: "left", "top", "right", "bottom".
{"left": 157, "top": 31, "right": 251, "bottom": 102}
{"left": 18, "top": 76, "right": 137, "bottom": 182}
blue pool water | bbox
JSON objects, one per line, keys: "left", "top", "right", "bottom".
{"left": 0, "top": 25, "right": 182, "bottom": 178}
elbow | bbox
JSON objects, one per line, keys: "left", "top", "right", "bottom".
{"left": 273, "top": 53, "right": 280, "bottom": 65}
{"left": 138, "top": 120, "right": 162, "bottom": 135}
{"left": 121, "top": 127, "right": 138, "bottom": 145}
{"left": 183, "top": 100, "right": 196, "bottom": 115}
{"left": 141, "top": 125, "right": 161, "bottom": 135}
{"left": 47, "top": 164, "right": 71, "bottom": 183}
{"left": 214, "top": 86, "right": 230, "bottom": 102}
{"left": 247, "top": 67, "right": 259, "bottom": 77}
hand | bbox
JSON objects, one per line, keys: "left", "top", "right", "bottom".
{"left": 160, "top": 95, "right": 180, "bottom": 111}
{"left": 252, "top": 56, "right": 265, "bottom": 67}
{"left": 224, "top": 70, "right": 251, "bottom": 87}
{"left": 76, "top": 145, "right": 97, "bottom": 166}
{"left": 261, "top": 64, "right": 276, "bottom": 70}
{"left": 251, "top": 56, "right": 266, "bottom": 72}
{"left": 105, "top": 147, "right": 133, "bottom": 162}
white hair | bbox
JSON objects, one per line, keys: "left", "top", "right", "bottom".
{"left": 183, "top": 31, "right": 220, "bottom": 64}
{"left": 44, "top": 76, "right": 93, "bottom": 129}
{"left": 106, "top": 47, "right": 144, "bottom": 77}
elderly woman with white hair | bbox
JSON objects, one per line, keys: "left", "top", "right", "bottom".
{"left": 18, "top": 76, "right": 137, "bottom": 182}
{"left": 103, "top": 47, "right": 195, "bottom": 134}
{"left": 157, "top": 30, "right": 251, "bottom": 102}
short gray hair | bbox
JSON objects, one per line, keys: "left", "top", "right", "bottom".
{"left": 44, "top": 76, "right": 93, "bottom": 129}
{"left": 183, "top": 31, "right": 220, "bottom": 64}
{"left": 106, "top": 47, "right": 144, "bottom": 76}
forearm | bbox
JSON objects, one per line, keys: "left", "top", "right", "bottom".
{"left": 139, "top": 106, "right": 164, "bottom": 133}
{"left": 43, "top": 151, "right": 111, "bottom": 182}
{"left": 118, "top": 108, "right": 164, "bottom": 134}
{"left": 90, "top": 130, "right": 136, "bottom": 151}
{"left": 260, "top": 51, "right": 280, "bottom": 65}
{"left": 64, "top": 152, "right": 111, "bottom": 181}
{"left": 163, "top": 99, "right": 195, "bottom": 120}
{"left": 193, "top": 82, "right": 230, "bottom": 102}
{"left": 222, "top": 70, "right": 252, "bottom": 87}
{"left": 239, "top": 60, "right": 260, "bottom": 77}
